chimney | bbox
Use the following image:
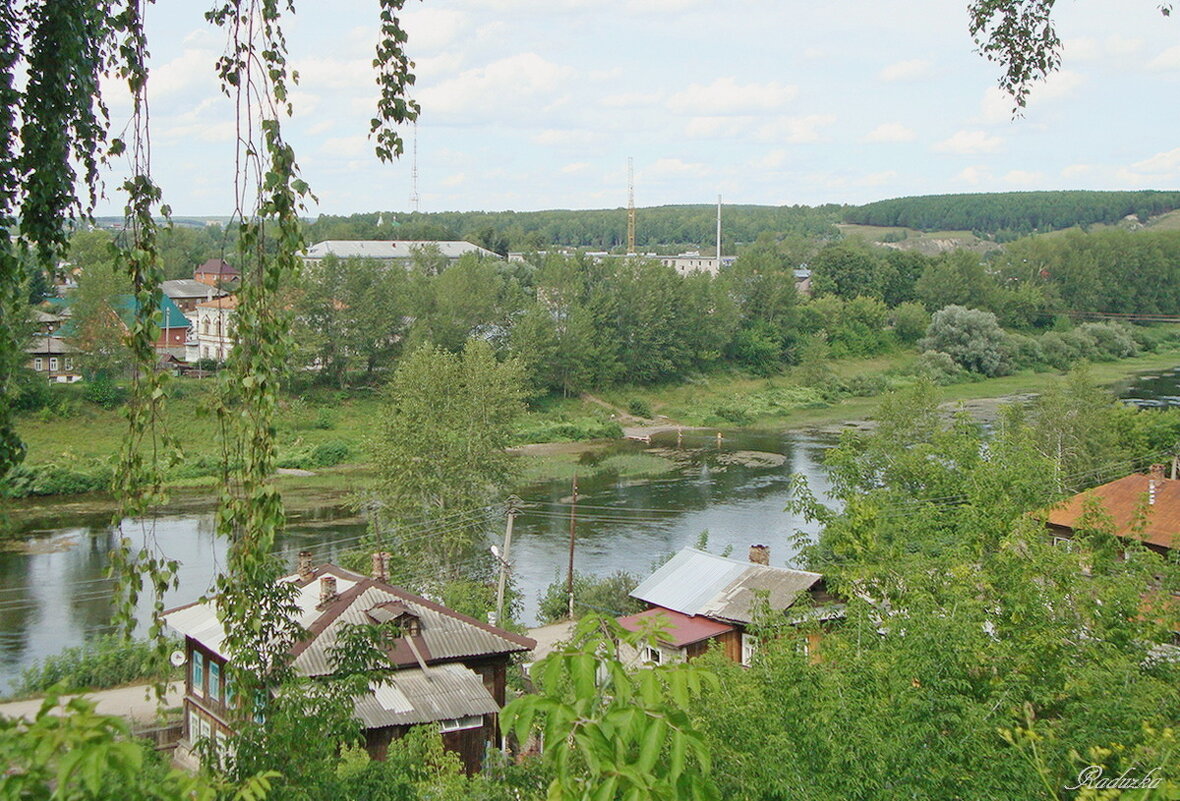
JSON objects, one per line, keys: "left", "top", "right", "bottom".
{"left": 1149, "top": 463, "right": 1165, "bottom": 505}
{"left": 749, "top": 544, "right": 770, "bottom": 566}
{"left": 297, "top": 550, "right": 314, "bottom": 580}
{"left": 318, "top": 575, "right": 338, "bottom": 609}
{"left": 371, "top": 551, "right": 391, "bottom": 583}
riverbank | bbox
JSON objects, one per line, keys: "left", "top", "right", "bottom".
{"left": 6, "top": 345, "right": 1180, "bottom": 533}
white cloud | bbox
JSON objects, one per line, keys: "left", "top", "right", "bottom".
{"left": 151, "top": 49, "right": 218, "bottom": 98}
{"left": 442, "top": 172, "right": 466, "bottom": 187}
{"left": 1132, "top": 147, "right": 1180, "bottom": 174}
{"left": 601, "top": 91, "right": 662, "bottom": 109}
{"left": 979, "top": 70, "right": 1082, "bottom": 123}
{"left": 1033, "top": 69, "right": 1083, "bottom": 101}
{"left": 864, "top": 122, "right": 915, "bottom": 143}
{"left": 158, "top": 120, "right": 235, "bottom": 143}
{"left": 878, "top": 59, "right": 932, "bottom": 82}
{"left": 1004, "top": 169, "right": 1045, "bottom": 186}
{"left": 979, "top": 87, "right": 1015, "bottom": 124}
{"left": 1061, "top": 163, "right": 1093, "bottom": 178}
{"left": 401, "top": 8, "right": 468, "bottom": 51}
{"left": 320, "top": 135, "right": 370, "bottom": 158}
{"left": 667, "top": 77, "right": 797, "bottom": 115}
{"left": 642, "top": 158, "right": 709, "bottom": 179}
{"left": 293, "top": 56, "right": 373, "bottom": 90}
{"left": 561, "top": 162, "right": 590, "bottom": 174}
{"left": 860, "top": 170, "right": 898, "bottom": 187}
{"left": 755, "top": 114, "right": 837, "bottom": 143}
{"left": 934, "top": 130, "right": 1003, "bottom": 155}
{"left": 956, "top": 165, "right": 992, "bottom": 184}
{"left": 418, "top": 53, "right": 573, "bottom": 117}
{"left": 752, "top": 149, "right": 787, "bottom": 169}
{"left": 532, "top": 129, "right": 602, "bottom": 147}
{"left": 1149, "top": 45, "right": 1180, "bottom": 70}
{"left": 684, "top": 115, "right": 758, "bottom": 138}
{"left": 1105, "top": 35, "right": 1144, "bottom": 57}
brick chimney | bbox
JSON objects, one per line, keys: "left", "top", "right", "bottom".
{"left": 297, "top": 550, "right": 314, "bottom": 580}
{"left": 371, "top": 551, "right": 391, "bottom": 583}
{"left": 318, "top": 575, "right": 338, "bottom": 609}
{"left": 749, "top": 544, "right": 770, "bottom": 565}
{"left": 1149, "top": 463, "right": 1165, "bottom": 505}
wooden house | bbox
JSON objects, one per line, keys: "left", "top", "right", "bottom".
{"left": 1040, "top": 465, "right": 1178, "bottom": 557}
{"left": 617, "top": 545, "right": 843, "bottom": 667}
{"left": 194, "top": 258, "right": 240, "bottom": 288}
{"left": 162, "top": 552, "right": 535, "bottom": 774}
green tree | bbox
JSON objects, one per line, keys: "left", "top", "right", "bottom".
{"left": 371, "top": 340, "right": 526, "bottom": 567}
{"left": 919, "top": 304, "right": 1010, "bottom": 377}
{"left": 66, "top": 263, "right": 132, "bottom": 379}
{"left": 914, "top": 249, "right": 998, "bottom": 312}
{"left": 810, "top": 242, "right": 883, "bottom": 300}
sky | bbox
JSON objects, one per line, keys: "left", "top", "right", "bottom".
{"left": 93, "top": 0, "right": 1180, "bottom": 217}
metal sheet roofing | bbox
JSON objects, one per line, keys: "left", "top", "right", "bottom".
{"left": 352, "top": 663, "right": 499, "bottom": 728}
{"left": 1041, "top": 473, "right": 1180, "bottom": 551}
{"left": 616, "top": 607, "right": 735, "bottom": 647}
{"left": 630, "top": 548, "right": 824, "bottom": 625}
{"left": 304, "top": 240, "right": 498, "bottom": 261}
{"left": 162, "top": 279, "right": 225, "bottom": 300}
{"left": 163, "top": 565, "right": 535, "bottom": 675}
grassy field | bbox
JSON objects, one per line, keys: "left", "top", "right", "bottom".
{"left": 8, "top": 342, "right": 1180, "bottom": 514}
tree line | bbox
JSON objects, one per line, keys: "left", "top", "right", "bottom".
{"left": 844, "top": 190, "right": 1180, "bottom": 234}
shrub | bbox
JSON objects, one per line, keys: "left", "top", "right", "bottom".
{"left": 627, "top": 398, "right": 652, "bottom": 418}
{"left": 82, "top": 375, "right": 126, "bottom": 409}
{"left": 536, "top": 570, "right": 645, "bottom": 623}
{"left": 512, "top": 417, "right": 623, "bottom": 445}
{"left": 919, "top": 305, "right": 1010, "bottom": 377}
{"left": 13, "top": 367, "right": 51, "bottom": 411}
{"left": 309, "top": 440, "right": 350, "bottom": 467}
{"left": 845, "top": 373, "right": 889, "bottom": 397}
{"left": 1, "top": 460, "right": 113, "bottom": 498}
{"left": 913, "top": 351, "right": 968, "bottom": 386}
{"left": 1004, "top": 332, "right": 1045, "bottom": 371}
{"left": 1078, "top": 321, "right": 1138, "bottom": 360}
{"left": 9, "top": 634, "right": 175, "bottom": 698}
{"left": 891, "top": 301, "right": 930, "bottom": 345}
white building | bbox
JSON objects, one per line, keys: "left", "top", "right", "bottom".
{"left": 658, "top": 253, "right": 736, "bottom": 276}
{"left": 302, "top": 240, "right": 499, "bottom": 266}
{"left": 188, "top": 294, "right": 238, "bottom": 363}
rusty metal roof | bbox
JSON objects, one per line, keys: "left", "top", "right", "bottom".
{"left": 352, "top": 663, "right": 500, "bottom": 728}
{"left": 616, "top": 607, "right": 735, "bottom": 647}
{"left": 163, "top": 564, "right": 535, "bottom": 674}
{"left": 630, "top": 548, "right": 824, "bottom": 625}
{"left": 1040, "top": 473, "right": 1180, "bottom": 551}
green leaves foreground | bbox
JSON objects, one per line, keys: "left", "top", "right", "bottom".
{"left": 502, "top": 615, "right": 720, "bottom": 801}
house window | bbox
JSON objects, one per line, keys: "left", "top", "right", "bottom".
{"left": 741, "top": 634, "right": 759, "bottom": 666}
{"left": 440, "top": 715, "right": 483, "bottom": 732}
{"left": 209, "top": 660, "right": 221, "bottom": 702}
{"left": 63, "top": 357, "right": 72, "bottom": 370}
{"left": 1052, "top": 536, "right": 1076, "bottom": 552}
{"left": 192, "top": 652, "right": 204, "bottom": 696}
{"left": 224, "top": 675, "right": 235, "bottom": 709}
{"left": 33, "top": 358, "right": 42, "bottom": 371}
{"left": 645, "top": 646, "right": 663, "bottom": 665}
{"left": 199, "top": 717, "right": 211, "bottom": 745}
{"left": 187, "top": 708, "right": 199, "bottom": 741}
{"left": 49, "top": 357, "right": 58, "bottom": 371}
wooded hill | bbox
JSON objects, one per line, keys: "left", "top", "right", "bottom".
{"left": 843, "top": 190, "right": 1180, "bottom": 234}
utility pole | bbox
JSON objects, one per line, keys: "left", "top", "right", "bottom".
{"left": 566, "top": 475, "right": 578, "bottom": 620}
{"left": 494, "top": 495, "right": 520, "bottom": 627}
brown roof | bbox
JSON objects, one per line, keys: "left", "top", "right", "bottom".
{"left": 617, "top": 606, "right": 735, "bottom": 648}
{"left": 196, "top": 258, "right": 239, "bottom": 276}
{"left": 197, "top": 294, "right": 239, "bottom": 310}
{"left": 1040, "top": 472, "right": 1180, "bottom": 551}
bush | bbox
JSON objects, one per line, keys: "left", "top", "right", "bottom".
{"left": 1004, "top": 332, "right": 1045, "bottom": 371}
{"left": 512, "top": 417, "right": 623, "bottom": 445}
{"left": 309, "top": 440, "right": 350, "bottom": 467}
{"left": 891, "top": 301, "right": 930, "bottom": 345}
{"left": 627, "top": 398, "right": 652, "bottom": 418}
{"left": 1078, "top": 321, "right": 1138, "bottom": 360}
{"left": 536, "top": 570, "right": 646, "bottom": 623}
{"left": 913, "top": 351, "right": 968, "bottom": 386}
{"left": 82, "top": 375, "right": 126, "bottom": 409}
{"left": 13, "top": 367, "right": 51, "bottom": 411}
{"left": 9, "top": 634, "right": 175, "bottom": 698}
{"left": 919, "top": 305, "right": 1011, "bottom": 377}
{"left": 845, "top": 373, "right": 889, "bottom": 397}
{"left": 1, "top": 460, "right": 113, "bottom": 498}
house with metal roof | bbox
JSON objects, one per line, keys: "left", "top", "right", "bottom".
{"left": 302, "top": 239, "right": 500, "bottom": 266}
{"left": 161, "top": 278, "right": 227, "bottom": 320}
{"left": 162, "top": 553, "right": 535, "bottom": 774}
{"left": 618, "top": 545, "right": 842, "bottom": 666}
{"left": 194, "top": 258, "right": 240, "bottom": 287}
{"left": 1039, "top": 465, "right": 1179, "bottom": 557}
{"left": 24, "top": 335, "right": 80, "bottom": 383}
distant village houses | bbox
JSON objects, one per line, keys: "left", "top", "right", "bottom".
{"left": 193, "top": 258, "right": 240, "bottom": 288}
{"left": 1040, "top": 465, "right": 1179, "bottom": 557}
{"left": 301, "top": 240, "right": 500, "bottom": 267}
{"left": 189, "top": 294, "right": 238, "bottom": 363}
{"left": 24, "top": 336, "right": 80, "bottom": 383}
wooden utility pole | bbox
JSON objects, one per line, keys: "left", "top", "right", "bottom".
{"left": 494, "top": 495, "right": 520, "bottom": 627}
{"left": 566, "top": 475, "right": 579, "bottom": 620}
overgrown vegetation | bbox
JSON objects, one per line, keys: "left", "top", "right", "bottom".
{"left": 7, "top": 635, "right": 176, "bottom": 699}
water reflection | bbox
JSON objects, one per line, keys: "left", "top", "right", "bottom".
{"left": 0, "top": 428, "right": 836, "bottom": 693}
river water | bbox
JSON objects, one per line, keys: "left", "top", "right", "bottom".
{"left": 0, "top": 427, "right": 838, "bottom": 694}
{"left": 4, "top": 366, "right": 1174, "bottom": 695}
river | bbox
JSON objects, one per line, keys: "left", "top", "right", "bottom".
{"left": 0, "top": 427, "right": 838, "bottom": 694}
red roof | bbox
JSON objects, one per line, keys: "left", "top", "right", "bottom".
{"left": 1041, "top": 472, "right": 1180, "bottom": 551}
{"left": 196, "top": 258, "right": 240, "bottom": 276}
{"left": 616, "top": 606, "right": 735, "bottom": 648}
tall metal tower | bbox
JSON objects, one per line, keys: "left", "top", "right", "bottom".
{"left": 409, "top": 122, "right": 420, "bottom": 212}
{"left": 626, "top": 157, "right": 636, "bottom": 255}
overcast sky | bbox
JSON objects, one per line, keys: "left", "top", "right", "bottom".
{"left": 95, "top": 0, "right": 1180, "bottom": 217}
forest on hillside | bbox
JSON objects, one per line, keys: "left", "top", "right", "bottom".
{"left": 844, "top": 190, "right": 1180, "bottom": 234}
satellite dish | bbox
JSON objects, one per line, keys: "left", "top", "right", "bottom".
{"left": 170, "top": 650, "right": 187, "bottom": 668}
